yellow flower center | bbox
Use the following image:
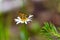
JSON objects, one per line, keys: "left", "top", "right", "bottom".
{"left": 19, "top": 13, "right": 28, "bottom": 22}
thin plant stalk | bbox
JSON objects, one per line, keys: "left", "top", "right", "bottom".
{"left": 19, "top": 24, "right": 29, "bottom": 40}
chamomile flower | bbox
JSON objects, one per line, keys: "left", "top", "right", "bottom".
{"left": 14, "top": 13, "right": 33, "bottom": 24}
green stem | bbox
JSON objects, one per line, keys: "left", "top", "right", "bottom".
{"left": 19, "top": 24, "right": 29, "bottom": 40}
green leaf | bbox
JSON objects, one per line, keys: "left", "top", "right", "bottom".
{"left": 43, "top": 22, "right": 60, "bottom": 37}
{"left": 49, "top": 23, "right": 58, "bottom": 34}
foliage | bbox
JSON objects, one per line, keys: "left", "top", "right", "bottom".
{"left": 30, "top": 21, "right": 60, "bottom": 40}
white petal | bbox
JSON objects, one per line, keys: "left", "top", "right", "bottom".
{"left": 14, "top": 19, "right": 19, "bottom": 22}
{"left": 17, "top": 16, "right": 21, "bottom": 20}
{"left": 14, "top": 19, "right": 20, "bottom": 24}
{"left": 14, "top": 17, "right": 22, "bottom": 24}
{"left": 25, "top": 21, "right": 27, "bottom": 24}
{"left": 28, "top": 15, "right": 33, "bottom": 18}
{"left": 20, "top": 21, "right": 24, "bottom": 23}
{"left": 16, "top": 21, "right": 20, "bottom": 24}
{"left": 27, "top": 19, "right": 32, "bottom": 22}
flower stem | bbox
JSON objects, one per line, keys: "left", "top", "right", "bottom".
{"left": 19, "top": 24, "right": 29, "bottom": 40}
